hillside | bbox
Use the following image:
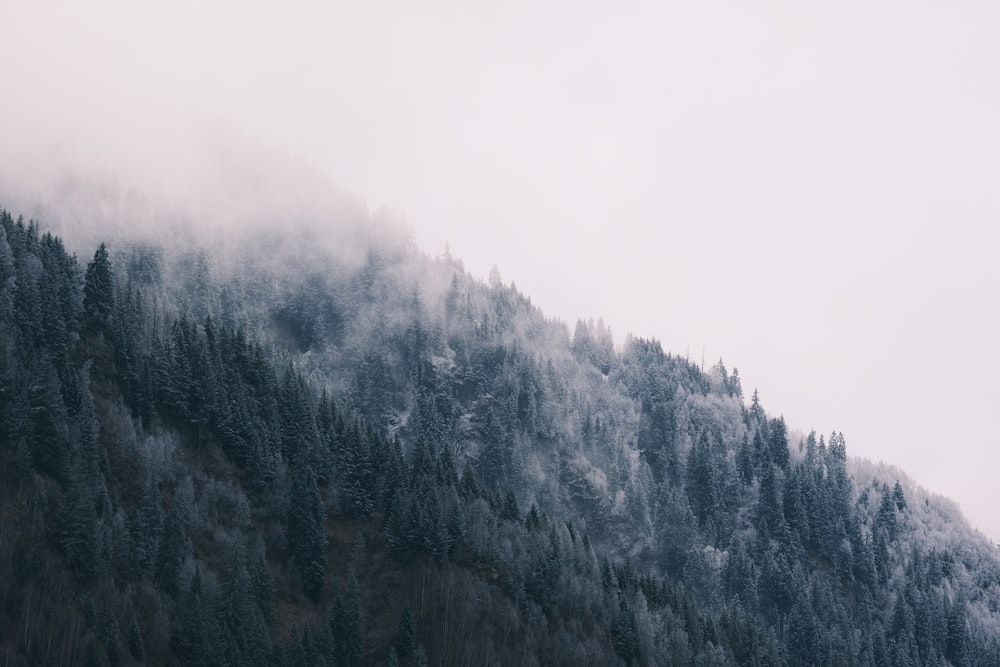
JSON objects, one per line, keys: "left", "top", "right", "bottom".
{"left": 1, "top": 205, "right": 999, "bottom": 666}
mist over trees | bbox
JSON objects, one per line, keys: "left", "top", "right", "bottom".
{"left": 1, "top": 204, "right": 999, "bottom": 666}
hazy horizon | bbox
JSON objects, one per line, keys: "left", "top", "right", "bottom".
{"left": 2, "top": 1, "right": 998, "bottom": 541}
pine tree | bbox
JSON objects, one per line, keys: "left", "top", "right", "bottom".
{"left": 250, "top": 543, "right": 276, "bottom": 626}
{"left": 612, "top": 597, "right": 640, "bottom": 665}
{"left": 737, "top": 433, "right": 754, "bottom": 485}
{"left": 876, "top": 486, "right": 898, "bottom": 541}
{"left": 0, "top": 223, "right": 14, "bottom": 321}
{"left": 340, "top": 424, "right": 374, "bottom": 518}
{"left": 218, "top": 544, "right": 272, "bottom": 665}
{"left": 768, "top": 417, "right": 789, "bottom": 470}
{"left": 892, "top": 480, "right": 907, "bottom": 511}
{"left": 174, "top": 567, "right": 221, "bottom": 665}
{"left": 156, "top": 501, "right": 188, "bottom": 597}
{"left": 54, "top": 471, "right": 99, "bottom": 578}
{"left": 54, "top": 375, "right": 104, "bottom": 579}
{"left": 499, "top": 489, "right": 520, "bottom": 521}
{"left": 26, "top": 360, "right": 71, "bottom": 482}
{"left": 127, "top": 612, "right": 144, "bottom": 661}
{"left": 756, "top": 464, "right": 783, "bottom": 536}
{"left": 394, "top": 601, "right": 417, "bottom": 660}
{"left": 287, "top": 464, "right": 327, "bottom": 601}
{"left": 83, "top": 243, "right": 114, "bottom": 333}
{"left": 331, "top": 576, "right": 365, "bottom": 665}
{"left": 686, "top": 433, "right": 717, "bottom": 526}
{"left": 127, "top": 476, "right": 163, "bottom": 578}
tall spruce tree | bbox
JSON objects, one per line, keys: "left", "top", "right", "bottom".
{"left": 287, "top": 463, "right": 327, "bottom": 601}
{"left": 83, "top": 243, "right": 114, "bottom": 333}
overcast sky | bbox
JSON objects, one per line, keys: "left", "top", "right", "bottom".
{"left": 2, "top": 1, "right": 999, "bottom": 540}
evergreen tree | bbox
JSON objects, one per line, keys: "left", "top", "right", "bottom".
{"left": 26, "top": 360, "right": 71, "bottom": 481}
{"left": 331, "top": 576, "right": 365, "bottom": 665}
{"left": 83, "top": 243, "right": 114, "bottom": 332}
{"left": 893, "top": 480, "right": 907, "bottom": 511}
{"left": 685, "top": 432, "right": 717, "bottom": 527}
{"left": 876, "top": 485, "right": 899, "bottom": 541}
{"left": 127, "top": 612, "right": 144, "bottom": 661}
{"left": 218, "top": 544, "right": 272, "bottom": 665}
{"left": 340, "top": 424, "right": 375, "bottom": 518}
{"left": 756, "top": 463, "right": 783, "bottom": 536}
{"left": 156, "top": 501, "right": 189, "bottom": 597}
{"left": 174, "top": 567, "right": 221, "bottom": 665}
{"left": 736, "top": 433, "right": 754, "bottom": 485}
{"left": 394, "top": 601, "right": 417, "bottom": 660}
{"left": 53, "top": 375, "right": 104, "bottom": 579}
{"left": 0, "top": 223, "right": 14, "bottom": 321}
{"left": 612, "top": 597, "right": 640, "bottom": 665}
{"left": 127, "top": 476, "right": 163, "bottom": 578}
{"left": 768, "top": 417, "right": 789, "bottom": 470}
{"left": 287, "top": 464, "right": 327, "bottom": 601}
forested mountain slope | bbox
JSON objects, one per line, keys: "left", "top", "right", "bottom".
{"left": 1, "top": 206, "right": 999, "bottom": 666}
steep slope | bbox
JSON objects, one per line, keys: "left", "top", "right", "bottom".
{"left": 0, "top": 206, "right": 998, "bottom": 666}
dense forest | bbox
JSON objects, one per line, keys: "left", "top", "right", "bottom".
{"left": 1, "top": 205, "right": 999, "bottom": 666}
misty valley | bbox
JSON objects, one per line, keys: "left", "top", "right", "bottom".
{"left": 0, "top": 205, "right": 998, "bottom": 666}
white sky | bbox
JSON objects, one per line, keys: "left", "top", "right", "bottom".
{"left": 2, "top": 1, "right": 999, "bottom": 540}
